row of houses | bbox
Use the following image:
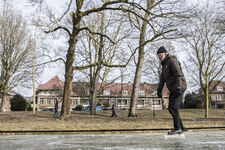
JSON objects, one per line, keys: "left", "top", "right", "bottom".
{"left": 1, "top": 76, "right": 224, "bottom": 111}
{"left": 33, "top": 76, "right": 170, "bottom": 111}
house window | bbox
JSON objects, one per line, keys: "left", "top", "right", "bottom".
{"left": 103, "top": 90, "right": 110, "bottom": 95}
{"left": 217, "top": 95, "right": 222, "bottom": 101}
{"left": 71, "top": 99, "right": 78, "bottom": 105}
{"left": 48, "top": 91, "right": 51, "bottom": 94}
{"left": 109, "top": 99, "right": 115, "bottom": 105}
{"left": 85, "top": 90, "right": 90, "bottom": 95}
{"left": 145, "top": 99, "right": 149, "bottom": 105}
{"left": 153, "top": 100, "right": 160, "bottom": 105}
{"left": 213, "top": 95, "right": 222, "bottom": 101}
{"left": 81, "top": 99, "right": 90, "bottom": 105}
{"left": 54, "top": 98, "right": 57, "bottom": 104}
{"left": 40, "top": 98, "right": 43, "bottom": 104}
{"left": 53, "top": 91, "right": 57, "bottom": 94}
{"left": 139, "top": 91, "right": 145, "bottom": 95}
{"left": 217, "top": 86, "right": 223, "bottom": 91}
{"left": 122, "top": 90, "right": 128, "bottom": 95}
{"left": 137, "top": 100, "right": 144, "bottom": 105}
{"left": 118, "top": 99, "right": 130, "bottom": 106}
{"left": 47, "top": 98, "right": 51, "bottom": 104}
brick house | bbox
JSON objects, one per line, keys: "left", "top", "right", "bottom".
{"left": 0, "top": 90, "right": 17, "bottom": 111}
{"left": 198, "top": 81, "right": 225, "bottom": 108}
{"left": 210, "top": 81, "right": 225, "bottom": 108}
{"left": 34, "top": 76, "right": 170, "bottom": 111}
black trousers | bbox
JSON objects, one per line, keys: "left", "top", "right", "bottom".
{"left": 169, "top": 91, "right": 184, "bottom": 130}
{"left": 111, "top": 110, "right": 117, "bottom": 117}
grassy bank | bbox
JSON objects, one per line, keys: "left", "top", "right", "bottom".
{"left": 0, "top": 109, "right": 225, "bottom": 131}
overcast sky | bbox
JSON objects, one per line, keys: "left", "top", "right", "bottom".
{"left": 4, "top": 0, "right": 201, "bottom": 96}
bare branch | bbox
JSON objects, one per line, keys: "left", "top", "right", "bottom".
{"left": 35, "top": 57, "right": 66, "bottom": 67}
{"left": 44, "top": 26, "right": 71, "bottom": 36}
{"left": 79, "top": 27, "right": 114, "bottom": 44}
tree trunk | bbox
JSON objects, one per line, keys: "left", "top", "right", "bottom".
{"left": 205, "top": 82, "right": 209, "bottom": 118}
{"left": 0, "top": 82, "right": 7, "bottom": 112}
{"left": 120, "top": 71, "right": 124, "bottom": 110}
{"left": 90, "top": 67, "right": 100, "bottom": 115}
{"left": 60, "top": 12, "right": 81, "bottom": 119}
{"left": 161, "top": 91, "right": 166, "bottom": 110}
{"left": 128, "top": 51, "right": 144, "bottom": 117}
{"left": 128, "top": 1, "right": 151, "bottom": 117}
{"left": 89, "top": 9, "right": 105, "bottom": 115}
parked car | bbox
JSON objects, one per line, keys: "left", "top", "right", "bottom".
{"left": 83, "top": 106, "right": 102, "bottom": 111}
{"left": 83, "top": 106, "right": 90, "bottom": 111}
{"left": 42, "top": 109, "right": 49, "bottom": 111}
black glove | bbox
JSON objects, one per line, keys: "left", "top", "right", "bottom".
{"left": 157, "top": 89, "right": 162, "bottom": 98}
{"left": 173, "top": 89, "right": 182, "bottom": 97}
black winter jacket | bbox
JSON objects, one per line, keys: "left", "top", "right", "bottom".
{"left": 158, "top": 54, "right": 187, "bottom": 93}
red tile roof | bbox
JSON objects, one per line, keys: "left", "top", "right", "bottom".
{"left": 37, "top": 76, "right": 64, "bottom": 90}
{"left": 37, "top": 76, "right": 169, "bottom": 97}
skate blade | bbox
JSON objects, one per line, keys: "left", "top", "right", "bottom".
{"left": 164, "top": 134, "right": 185, "bottom": 139}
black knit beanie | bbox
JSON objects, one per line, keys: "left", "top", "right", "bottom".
{"left": 157, "top": 46, "right": 167, "bottom": 54}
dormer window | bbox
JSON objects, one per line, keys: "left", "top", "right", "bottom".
{"left": 122, "top": 90, "right": 128, "bottom": 95}
{"left": 103, "top": 90, "right": 110, "bottom": 95}
{"left": 217, "top": 86, "right": 223, "bottom": 91}
{"left": 48, "top": 91, "right": 51, "bottom": 94}
{"left": 139, "top": 91, "right": 145, "bottom": 95}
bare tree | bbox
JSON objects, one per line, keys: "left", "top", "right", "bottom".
{"left": 179, "top": 2, "right": 225, "bottom": 118}
{"left": 0, "top": 0, "right": 7, "bottom": 29}
{"left": 0, "top": 10, "right": 34, "bottom": 111}
{"left": 29, "top": 0, "right": 156, "bottom": 119}
{"left": 127, "top": 0, "right": 188, "bottom": 117}
{"left": 75, "top": 7, "right": 132, "bottom": 114}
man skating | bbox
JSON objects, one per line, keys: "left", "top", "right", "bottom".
{"left": 156, "top": 46, "right": 188, "bottom": 135}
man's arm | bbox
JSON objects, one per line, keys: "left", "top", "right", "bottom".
{"left": 158, "top": 72, "right": 165, "bottom": 90}
{"left": 170, "top": 58, "right": 184, "bottom": 92}
{"left": 157, "top": 72, "right": 165, "bottom": 98}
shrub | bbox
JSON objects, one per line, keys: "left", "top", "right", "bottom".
{"left": 96, "top": 101, "right": 101, "bottom": 106}
{"left": 217, "top": 104, "right": 224, "bottom": 108}
{"left": 185, "top": 100, "right": 202, "bottom": 109}
{"left": 10, "top": 94, "right": 30, "bottom": 111}
{"left": 75, "top": 104, "right": 82, "bottom": 111}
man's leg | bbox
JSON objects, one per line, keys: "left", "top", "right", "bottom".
{"left": 169, "top": 91, "right": 184, "bottom": 129}
{"left": 168, "top": 91, "right": 184, "bottom": 134}
{"left": 54, "top": 110, "right": 56, "bottom": 117}
{"left": 56, "top": 109, "right": 59, "bottom": 117}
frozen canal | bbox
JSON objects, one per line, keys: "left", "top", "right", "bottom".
{"left": 0, "top": 130, "right": 225, "bottom": 150}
